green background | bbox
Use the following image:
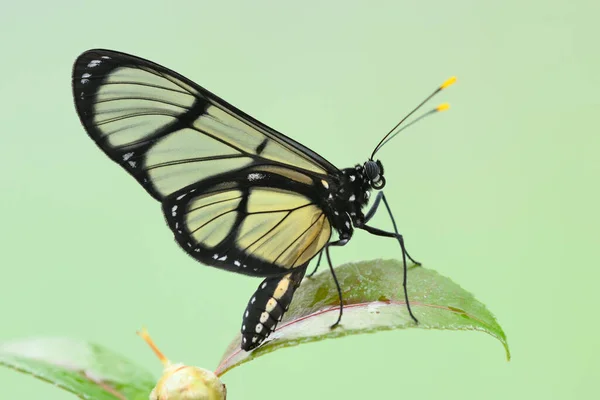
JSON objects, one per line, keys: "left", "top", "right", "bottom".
{"left": 1, "top": 1, "right": 597, "bottom": 399}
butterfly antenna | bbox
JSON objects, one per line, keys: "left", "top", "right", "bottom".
{"left": 377, "top": 103, "right": 450, "bottom": 149}
{"left": 370, "top": 76, "right": 456, "bottom": 159}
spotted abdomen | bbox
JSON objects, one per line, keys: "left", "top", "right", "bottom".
{"left": 240, "top": 266, "right": 307, "bottom": 351}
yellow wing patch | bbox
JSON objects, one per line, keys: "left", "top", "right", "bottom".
{"left": 238, "top": 189, "right": 330, "bottom": 269}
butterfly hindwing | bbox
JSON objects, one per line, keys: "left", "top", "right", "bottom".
{"left": 241, "top": 265, "right": 308, "bottom": 350}
{"left": 163, "top": 166, "right": 332, "bottom": 277}
{"left": 72, "top": 49, "right": 339, "bottom": 202}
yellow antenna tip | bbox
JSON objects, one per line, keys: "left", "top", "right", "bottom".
{"left": 441, "top": 76, "right": 457, "bottom": 90}
{"left": 437, "top": 103, "right": 450, "bottom": 112}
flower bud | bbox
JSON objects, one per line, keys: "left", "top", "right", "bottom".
{"left": 138, "top": 327, "right": 226, "bottom": 400}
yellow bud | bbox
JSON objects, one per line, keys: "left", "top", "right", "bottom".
{"left": 150, "top": 364, "right": 226, "bottom": 400}
{"left": 138, "top": 327, "right": 226, "bottom": 400}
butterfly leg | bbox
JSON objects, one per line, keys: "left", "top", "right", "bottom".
{"left": 356, "top": 223, "right": 419, "bottom": 324}
{"left": 306, "top": 250, "right": 324, "bottom": 278}
{"left": 323, "top": 239, "right": 348, "bottom": 328}
{"left": 364, "top": 191, "right": 421, "bottom": 265}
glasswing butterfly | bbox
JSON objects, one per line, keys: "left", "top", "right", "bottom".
{"left": 72, "top": 49, "right": 455, "bottom": 351}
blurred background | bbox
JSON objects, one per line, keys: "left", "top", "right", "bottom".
{"left": 0, "top": 1, "right": 598, "bottom": 399}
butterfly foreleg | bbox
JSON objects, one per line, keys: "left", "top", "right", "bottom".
{"left": 355, "top": 222, "right": 419, "bottom": 324}
{"left": 364, "top": 191, "right": 420, "bottom": 265}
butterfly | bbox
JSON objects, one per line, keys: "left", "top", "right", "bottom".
{"left": 72, "top": 49, "right": 455, "bottom": 351}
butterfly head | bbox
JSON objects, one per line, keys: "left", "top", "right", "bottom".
{"left": 364, "top": 159, "right": 386, "bottom": 190}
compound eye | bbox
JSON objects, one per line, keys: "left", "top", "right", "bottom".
{"left": 364, "top": 160, "right": 380, "bottom": 181}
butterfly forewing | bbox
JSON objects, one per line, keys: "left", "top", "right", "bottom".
{"left": 72, "top": 49, "right": 339, "bottom": 201}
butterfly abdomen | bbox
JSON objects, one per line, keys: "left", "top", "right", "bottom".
{"left": 240, "top": 266, "right": 307, "bottom": 351}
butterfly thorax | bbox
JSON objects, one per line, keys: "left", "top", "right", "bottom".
{"left": 320, "top": 162, "right": 383, "bottom": 241}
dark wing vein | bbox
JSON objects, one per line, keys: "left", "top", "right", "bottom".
{"left": 96, "top": 110, "right": 179, "bottom": 127}
{"left": 246, "top": 202, "right": 314, "bottom": 216}
{"left": 95, "top": 96, "right": 192, "bottom": 110}
{"left": 98, "top": 81, "right": 192, "bottom": 96}
{"left": 241, "top": 203, "right": 318, "bottom": 260}
{"left": 273, "top": 212, "right": 325, "bottom": 265}
{"left": 290, "top": 214, "right": 326, "bottom": 267}
{"left": 186, "top": 195, "right": 244, "bottom": 214}
{"left": 240, "top": 211, "right": 292, "bottom": 254}
{"left": 190, "top": 209, "right": 239, "bottom": 235}
{"left": 145, "top": 154, "right": 247, "bottom": 171}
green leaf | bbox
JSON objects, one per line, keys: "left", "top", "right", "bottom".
{"left": 216, "top": 259, "right": 509, "bottom": 376}
{"left": 0, "top": 337, "right": 156, "bottom": 399}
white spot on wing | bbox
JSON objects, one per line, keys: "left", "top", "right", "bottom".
{"left": 255, "top": 324, "right": 263, "bottom": 333}
{"left": 248, "top": 173, "right": 265, "bottom": 181}
{"left": 87, "top": 60, "right": 101, "bottom": 68}
{"left": 349, "top": 175, "right": 356, "bottom": 182}
{"left": 171, "top": 205, "right": 178, "bottom": 216}
{"left": 349, "top": 194, "right": 356, "bottom": 202}
{"left": 234, "top": 260, "right": 241, "bottom": 267}
{"left": 123, "top": 152, "right": 134, "bottom": 161}
{"left": 321, "top": 180, "right": 329, "bottom": 189}
{"left": 218, "top": 255, "right": 227, "bottom": 261}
